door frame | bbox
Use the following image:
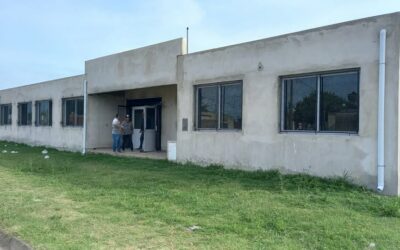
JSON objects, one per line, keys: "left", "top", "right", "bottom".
{"left": 126, "top": 98, "right": 162, "bottom": 151}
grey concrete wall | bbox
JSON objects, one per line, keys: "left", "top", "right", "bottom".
{"left": 125, "top": 85, "right": 177, "bottom": 150}
{"left": 86, "top": 92, "right": 125, "bottom": 149}
{"left": 86, "top": 38, "right": 185, "bottom": 94}
{"left": 177, "top": 13, "right": 400, "bottom": 195}
{"left": 0, "top": 75, "right": 84, "bottom": 151}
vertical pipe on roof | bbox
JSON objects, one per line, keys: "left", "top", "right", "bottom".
{"left": 377, "top": 29, "right": 386, "bottom": 192}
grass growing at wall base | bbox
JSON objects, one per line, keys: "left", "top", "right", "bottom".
{"left": 0, "top": 141, "right": 399, "bottom": 249}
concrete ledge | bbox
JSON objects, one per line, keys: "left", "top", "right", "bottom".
{"left": 0, "top": 230, "right": 31, "bottom": 250}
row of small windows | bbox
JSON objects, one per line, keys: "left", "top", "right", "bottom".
{"left": 194, "top": 69, "right": 359, "bottom": 133}
{"left": 0, "top": 97, "right": 83, "bottom": 127}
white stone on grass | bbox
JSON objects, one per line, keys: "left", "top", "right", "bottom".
{"left": 2, "top": 150, "right": 7, "bottom": 153}
{"left": 44, "top": 155, "right": 50, "bottom": 159}
{"left": 186, "top": 225, "right": 201, "bottom": 232}
{"left": 10, "top": 151, "right": 18, "bottom": 154}
{"left": 42, "top": 149, "right": 48, "bottom": 154}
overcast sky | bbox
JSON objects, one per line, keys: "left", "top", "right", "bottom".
{"left": 1, "top": 0, "right": 399, "bottom": 90}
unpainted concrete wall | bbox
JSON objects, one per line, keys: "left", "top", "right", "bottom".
{"left": 0, "top": 75, "right": 84, "bottom": 151}
{"left": 86, "top": 92, "right": 125, "bottom": 148}
{"left": 177, "top": 13, "right": 400, "bottom": 195}
{"left": 125, "top": 85, "right": 177, "bottom": 150}
{"left": 86, "top": 38, "right": 185, "bottom": 94}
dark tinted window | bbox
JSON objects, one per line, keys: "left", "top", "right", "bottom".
{"left": 283, "top": 77, "right": 317, "bottom": 131}
{"left": 0, "top": 104, "right": 12, "bottom": 125}
{"left": 221, "top": 84, "right": 242, "bottom": 129}
{"left": 36, "top": 100, "right": 52, "bottom": 126}
{"left": 18, "top": 102, "right": 32, "bottom": 125}
{"left": 146, "top": 108, "right": 155, "bottom": 129}
{"left": 65, "top": 99, "right": 76, "bottom": 126}
{"left": 77, "top": 99, "right": 84, "bottom": 126}
{"left": 320, "top": 72, "right": 359, "bottom": 132}
{"left": 63, "top": 98, "right": 84, "bottom": 126}
{"left": 198, "top": 86, "right": 218, "bottom": 129}
{"left": 134, "top": 109, "right": 144, "bottom": 129}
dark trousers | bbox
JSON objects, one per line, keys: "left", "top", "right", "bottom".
{"left": 122, "top": 134, "right": 133, "bottom": 151}
{"left": 139, "top": 133, "right": 144, "bottom": 150}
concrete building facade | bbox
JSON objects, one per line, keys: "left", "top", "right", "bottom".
{"left": 1, "top": 13, "right": 399, "bottom": 195}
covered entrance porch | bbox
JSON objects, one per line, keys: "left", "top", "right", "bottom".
{"left": 86, "top": 84, "right": 177, "bottom": 157}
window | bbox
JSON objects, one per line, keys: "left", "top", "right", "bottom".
{"left": 18, "top": 102, "right": 32, "bottom": 126}
{"left": 0, "top": 104, "right": 12, "bottom": 125}
{"left": 281, "top": 69, "right": 359, "bottom": 133}
{"left": 35, "top": 100, "right": 52, "bottom": 126}
{"left": 134, "top": 109, "right": 144, "bottom": 129}
{"left": 196, "top": 81, "right": 242, "bottom": 130}
{"left": 62, "top": 97, "right": 83, "bottom": 126}
{"left": 283, "top": 76, "right": 317, "bottom": 131}
{"left": 146, "top": 108, "right": 155, "bottom": 129}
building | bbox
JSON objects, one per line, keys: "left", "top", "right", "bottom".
{"left": 1, "top": 12, "right": 399, "bottom": 195}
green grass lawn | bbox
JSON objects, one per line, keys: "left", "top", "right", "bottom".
{"left": 0, "top": 142, "right": 399, "bottom": 249}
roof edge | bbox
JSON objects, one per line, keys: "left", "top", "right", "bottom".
{"left": 0, "top": 74, "right": 85, "bottom": 92}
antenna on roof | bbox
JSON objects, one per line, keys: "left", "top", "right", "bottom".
{"left": 186, "top": 27, "right": 189, "bottom": 54}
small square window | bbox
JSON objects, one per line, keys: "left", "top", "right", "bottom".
{"left": 0, "top": 104, "right": 12, "bottom": 125}
{"left": 195, "top": 81, "right": 243, "bottom": 130}
{"left": 18, "top": 102, "right": 32, "bottom": 126}
{"left": 62, "top": 97, "right": 84, "bottom": 127}
{"left": 35, "top": 100, "right": 52, "bottom": 126}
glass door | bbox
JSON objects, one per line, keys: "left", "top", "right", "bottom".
{"left": 131, "top": 106, "right": 157, "bottom": 151}
{"left": 132, "top": 107, "right": 144, "bottom": 149}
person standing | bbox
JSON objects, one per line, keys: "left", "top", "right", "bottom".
{"left": 121, "top": 114, "right": 133, "bottom": 151}
{"left": 112, "top": 114, "right": 122, "bottom": 153}
{"left": 137, "top": 114, "right": 145, "bottom": 152}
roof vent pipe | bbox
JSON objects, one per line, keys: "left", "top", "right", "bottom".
{"left": 377, "top": 29, "right": 386, "bottom": 192}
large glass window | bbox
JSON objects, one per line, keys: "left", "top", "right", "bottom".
{"left": 0, "top": 104, "right": 12, "bottom": 125}
{"left": 320, "top": 72, "right": 359, "bottom": 132}
{"left": 18, "top": 102, "right": 32, "bottom": 126}
{"left": 221, "top": 84, "right": 242, "bottom": 129}
{"left": 146, "top": 108, "right": 155, "bottom": 129}
{"left": 196, "top": 81, "right": 243, "bottom": 130}
{"left": 283, "top": 77, "right": 317, "bottom": 131}
{"left": 281, "top": 69, "right": 359, "bottom": 133}
{"left": 134, "top": 109, "right": 144, "bottom": 129}
{"left": 63, "top": 97, "right": 83, "bottom": 126}
{"left": 197, "top": 86, "right": 218, "bottom": 129}
{"left": 35, "top": 100, "right": 52, "bottom": 126}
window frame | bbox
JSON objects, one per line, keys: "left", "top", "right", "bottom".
{"left": 17, "top": 102, "right": 32, "bottom": 126}
{"left": 280, "top": 68, "right": 360, "bottom": 134}
{"left": 62, "top": 97, "right": 84, "bottom": 127}
{"left": 35, "top": 99, "right": 52, "bottom": 127}
{"left": 195, "top": 80, "right": 243, "bottom": 131}
{"left": 0, "top": 103, "right": 12, "bottom": 126}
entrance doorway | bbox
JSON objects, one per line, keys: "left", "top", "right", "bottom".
{"left": 122, "top": 98, "right": 162, "bottom": 152}
{"left": 132, "top": 106, "right": 157, "bottom": 151}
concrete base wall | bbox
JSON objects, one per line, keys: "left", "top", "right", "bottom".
{"left": 177, "top": 13, "right": 400, "bottom": 195}
{"left": 0, "top": 75, "right": 84, "bottom": 151}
